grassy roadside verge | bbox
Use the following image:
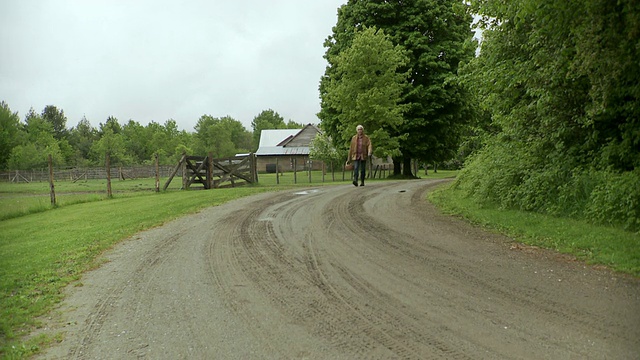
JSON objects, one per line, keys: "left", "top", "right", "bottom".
{"left": 0, "top": 185, "right": 280, "bottom": 358}
{"left": 428, "top": 182, "right": 640, "bottom": 277}
{"left": 0, "top": 170, "right": 394, "bottom": 358}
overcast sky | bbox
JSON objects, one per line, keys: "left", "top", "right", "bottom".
{"left": 0, "top": 0, "right": 348, "bottom": 131}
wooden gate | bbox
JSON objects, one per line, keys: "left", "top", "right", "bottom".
{"left": 163, "top": 153, "right": 258, "bottom": 190}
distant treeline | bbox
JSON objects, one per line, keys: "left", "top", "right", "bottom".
{"left": 0, "top": 105, "right": 302, "bottom": 171}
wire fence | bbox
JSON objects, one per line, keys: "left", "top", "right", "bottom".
{"left": 0, "top": 166, "right": 176, "bottom": 183}
{"left": 0, "top": 163, "right": 395, "bottom": 184}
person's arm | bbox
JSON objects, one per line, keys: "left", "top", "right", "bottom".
{"left": 367, "top": 137, "right": 372, "bottom": 157}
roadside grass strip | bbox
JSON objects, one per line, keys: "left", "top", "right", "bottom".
{"left": 428, "top": 184, "right": 640, "bottom": 277}
{"left": 0, "top": 186, "right": 272, "bottom": 357}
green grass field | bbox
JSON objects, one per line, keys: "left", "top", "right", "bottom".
{"left": 2, "top": 168, "right": 637, "bottom": 358}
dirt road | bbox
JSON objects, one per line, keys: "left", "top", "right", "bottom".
{"left": 39, "top": 179, "right": 640, "bottom": 359}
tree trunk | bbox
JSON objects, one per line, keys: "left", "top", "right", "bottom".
{"left": 392, "top": 156, "right": 402, "bottom": 176}
{"left": 402, "top": 156, "right": 413, "bottom": 177}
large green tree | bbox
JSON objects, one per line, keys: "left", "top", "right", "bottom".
{"left": 0, "top": 102, "right": 21, "bottom": 170}
{"left": 321, "top": 25, "right": 409, "bottom": 160}
{"left": 68, "top": 117, "right": 98, "bottom": 166}
{"left": 149, "top": 119, "right": 193, "bottom": 164}
{"left": 194, "top": 115, "right": 250, "bottom": 158}
{"left": 8, "top": 109, "right": 66, "bottom": 169}
{"left": 320, "top": 0, "right": 475, "bottom": 176}
{"left": 91, "top": 117, "right": 130, "bottom": 165}
{"left": 122, "top": 120, "right": 148, "bottom": 164}
{"left": 223, "top": 117, "right": 253, "bottom": 154}
{"left": 41, "top": 105, "right": 68, "bottom": 141}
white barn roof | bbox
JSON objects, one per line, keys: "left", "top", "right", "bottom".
{"left": 255, "top": 126, "right": 321, "bottom": 156}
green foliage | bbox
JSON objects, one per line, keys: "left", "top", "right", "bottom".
{"left": 8, "top": 112, "right": 66, "bottom": 170}
{"left": 90, "top": 125, "right": 131, "bottom": 166}
{"left": 309, "top": 132, "right": 344, "bottom": 167}
{"left": 320, "top": 0, "right": 475, "bottom": 175}
{"left": 194, "top": 115, "right": 251, "bottom": 158}
{"left": 585, "top": 170, "right": 640, "bottom": 232}
{"left": 122, "top": 119, "right": 148, "bottom": 163}
{"left": 456, "top": 146, "right": 640, "bottom": 232}
{"left": 0, "top": 102, "right": 21, "bottom": 170}
{"left": 321, "top": 25, "right": 409, "bottom": 159}
{"left": 67, "top": 117, "right": 98, "bottom": 166}
{"left": 41, "top": 105, "right": 68, "bottom": 141}
{"left": 430, "top": 183, "right": 640, "bottom": 275}
{"left": 251, "top": 109, "right": 288, "bottom": 150}
{"left": 2, "top": 99, "right": 307, "bottom": 171}
{"left": 456, "top": 0, "right": 640, "bottom": 232}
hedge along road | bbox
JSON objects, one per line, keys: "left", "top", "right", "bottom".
{"left": 38, "top": 179, "right": 640, "bottom": 359}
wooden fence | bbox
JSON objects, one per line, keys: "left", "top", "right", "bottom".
{"left": 1, "top": 156, "right": 394, "bottom": 187}
{"left": 163, "top": 153, "right": 258, "bottom": 190}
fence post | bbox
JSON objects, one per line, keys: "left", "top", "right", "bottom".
{"left": 182, "top": 155, "right": 187, "bottom": 190}
{"left": 251, "top": 153, "right": 258, "bottom": 183}
{"left": 106, "top": 152, "right": 112, "bottom": 198}
{"left": 294, "top": 158, "right": 297, "bottom": 184}
{"left": 276, "top": 157, "right": 280, "bottom": 185}
{"left": 155, "top": 153, "right": 160, "bottom": 192}
{"left": 48, "top": 154, "right": 56, "bottom": 206}
{"left": 207, "top": 152, "right": 214, "bottom": 189}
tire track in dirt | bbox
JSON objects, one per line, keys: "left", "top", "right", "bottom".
{"left": 324, "top": 180, "right": 640, "bottom": 359}
{"left": 311, "top": 183, "right": 488, "bottom": 359}
{"left": 67, "top": 231, "right": 187, "bottom": 359}
{"left": 39, "top": 179, "right": 640, "bottom": 359}
{"left": 207, "top": 183, "right": 488, "bottom": 358}
{"left": 206, "top": 179, "right": 639, "bottom": 359}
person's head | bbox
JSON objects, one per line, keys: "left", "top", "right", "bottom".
{"left": 356, "top": 124, "right": 364, "bottom": 135}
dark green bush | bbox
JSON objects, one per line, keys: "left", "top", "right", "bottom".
{"left": 585, "top": 170, "right": 640, "bottom": 232}
{"left": 455, "top": 152, "right": 640, "bottom": 232}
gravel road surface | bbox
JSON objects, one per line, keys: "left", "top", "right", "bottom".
{"left": 38, "top": 179, "right": 640, "bottom": 359}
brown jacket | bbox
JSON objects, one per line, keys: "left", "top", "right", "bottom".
{"left": 347, "top": 134, "right": 372, "bottom": 162}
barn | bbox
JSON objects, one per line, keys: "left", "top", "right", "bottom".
{"left": 254, "top": 124, "right": 323, "bottom": 173}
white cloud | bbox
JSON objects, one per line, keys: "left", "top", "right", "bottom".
{"left": 0, "top": 0, "right": 346, "bottom": 131}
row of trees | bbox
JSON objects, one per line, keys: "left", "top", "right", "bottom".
{"left": 0, "top": 103, "right": 302, "bottom": 170}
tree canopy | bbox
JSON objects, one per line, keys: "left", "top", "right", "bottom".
{"left": 0, "top": 102, "right": 21, "bottom": 170}
{"left": 194, "top": 115, "right": 252, "bottom": 158}
{"left": 320, "top": 25, "right": 409, "bottom": 161}
{"left": 319, "top": 0, "right": 475, "bottom": 175}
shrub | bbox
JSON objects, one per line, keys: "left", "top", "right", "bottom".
{"left": 585, "top": 170, "right": 640, "bottom": 232}
{"left": 455, "top": 142, "right": 639, "bottom": 232}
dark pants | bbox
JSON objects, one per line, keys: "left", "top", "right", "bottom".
{"left": 353, "top": 159, "right": 366, "bottom": 184}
